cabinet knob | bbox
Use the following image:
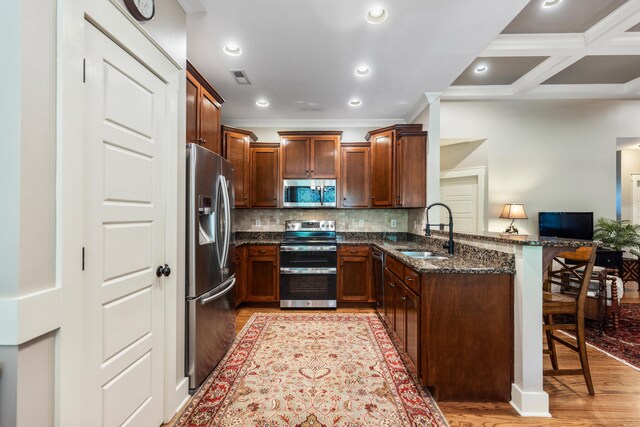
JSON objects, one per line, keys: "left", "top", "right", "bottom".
{"left": 400, "top": 295, "right": 406, "bottom": 301}
{"left": 371, "top": 196, "right": 375, "bottom": 200}
{"left": 343, "top": 197, "right": 347, "bottom": 201}
{"left": 311, "top": 170, "right": 314, "bottom": 173}
{"left": 389, "top": 283, "right": 395, "bottom": 288}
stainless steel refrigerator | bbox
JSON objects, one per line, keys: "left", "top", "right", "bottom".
{"left": 185, "top": 143, "right": 236, "bottom": 393}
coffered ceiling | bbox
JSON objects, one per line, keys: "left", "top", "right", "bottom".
{"left": 444, "top": 0, "right": 640, "bottom": 101}
{"left": 181, "top": 0, "right": 640, "bottom": 124}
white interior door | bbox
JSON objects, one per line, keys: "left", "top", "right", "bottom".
{"left": 633, "top": 174, "right": 640, "bottom": 226}
{"left": 440, "top": 175, "right": 478, "bottom": 233}
{"left": 83, "top": 23, "right": 166, "bottom": 426}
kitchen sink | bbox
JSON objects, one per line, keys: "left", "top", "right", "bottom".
{"left": 399, "top": 251, "right": 448, "bottom": 260}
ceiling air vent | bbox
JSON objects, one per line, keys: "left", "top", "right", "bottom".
{"left": 230, "top": 69, "right": 251, "bottom": 85}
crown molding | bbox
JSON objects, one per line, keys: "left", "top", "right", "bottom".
{"left": 222, "top": 118, "right": 405, "bottom": 129}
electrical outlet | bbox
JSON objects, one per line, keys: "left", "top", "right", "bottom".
{"left": 255, "top": 219, "right": 261, "bottom": 226}
{"left": 358, "top": 219, "right": 364, "bottom": 228}
{"left": 391, "top": 219, "right": 397, "bottom": 228}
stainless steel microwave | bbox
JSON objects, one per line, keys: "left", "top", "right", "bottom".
{"left": 282, "top": 179, "right": 337, "bottom": 208}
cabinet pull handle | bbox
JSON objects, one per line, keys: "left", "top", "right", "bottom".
{"left": 350, "top": 250, "right": 357, "bottom": 253}
{"left": 400, "top": 296, "right": 406, "bottom": 301}
{"left": 405, "top": 277, "right": 413, "bottom": 282}
{"left": 260, "top": 249, "right": 266, "bottom": 254}
{"left": 389, "top": 283, "right": 395, "bottom": 288}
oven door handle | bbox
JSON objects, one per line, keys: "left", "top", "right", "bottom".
{"left": 280, "top": 245, "right": 337, "bottom": 252}
{"left": 280, "top": 267, "right": 337, "bottom": 275}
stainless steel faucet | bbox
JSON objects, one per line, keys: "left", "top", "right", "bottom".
{"left": 424, "top": 202, "right": 454, "bottom": 255}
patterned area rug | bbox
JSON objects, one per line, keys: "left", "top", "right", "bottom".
{"left": 174, "top": 313, "right": 448, "bottom": 426}
{"left": 582, "top": 304, "right": 640, "bottom": 369}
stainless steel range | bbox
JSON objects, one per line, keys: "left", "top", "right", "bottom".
{"left": 280, "top": 220, "right": 337, "bottom": 308}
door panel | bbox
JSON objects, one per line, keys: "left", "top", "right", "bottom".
{"left": 338, "top": 256, "right": 370, "bottom": 302}
{"left": 310, "top": 136, "right": 338, "bottom": 178}
{"left": 84, "top": 24, "right": 165, "bottom": 426}
{"left": 200, "top": 90, "right": 221, "bottom": 154}
{"left": 246, "top": 256, "right": 278, "bottom": 301}
{"left": 440, "top": 175, "right": 478, "bottom": 233}
{"left": 186, "top": 74, "right": 199, "bottom": 144}
{"left": 396, "top": 135, "right": 426, "bottom": 207}
{"left": 405, "top": 287, "right": 420, "bottom": 374}
{"left": 251, "top": 147, "right": 279, "bottom": 207}
{"left": 281, "top": 137, "right": 309, "bottom": 178}
{"left": 341, "top": 146, "right": 370, "bottom": 208}
{"left": 371, "top": 131, "right": 394, "bottom": 207}
{"left": 226, "top": 132, "right": 250, "bottom": 207}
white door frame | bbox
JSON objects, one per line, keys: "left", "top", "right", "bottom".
{"left": 632, "top": 174, "right": 640, "bottom": 225}
{"left": 440, "top": 166, "right": 486, "bottom": 233}
{"left": 57, "top": 1, "right": 185, "bottom": 425}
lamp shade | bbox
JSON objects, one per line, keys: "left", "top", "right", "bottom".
{"left": 499, "top": 203, "right": 528, "bottom": 219}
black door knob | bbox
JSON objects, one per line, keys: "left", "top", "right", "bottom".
{"left": 156, "top": 264, "right": 171, "bottom": 277}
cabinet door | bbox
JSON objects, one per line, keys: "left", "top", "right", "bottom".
{"left": 341, "top": 146, "right": 370, "bottom": 208}
{"left": 234, "top": 247, "right": 246, "bottom": 307}
{"left": 226, "top": 132, "right": 250, "bottom": 208}
{"left": 395, "top": 280, "right": 406, "bottom": 351}
{"left": 396, "top": 134, "right": 426, "bottom": 207}
{"left": 250, "top": 147, "right": 279, "bottom": 207}
{"left": 186, "top": 74, "right": 199, "bottom": 144}
{"left": 199, "top": 90, "right": 221, "bottom": 154}
{"left": 338, "top": 255, "right": 371, "bottom": 302}
{"left": 310, "top": 136, "right": 339, "bottom": 178}
{"left": 370, "top": 131, "right": 394, "bottom": 207}
{"left": 281, "top": 137, "right": 309, "bottom": 178}
{"left": 383, "top": 269, "right": 396, "bottom": 330}
{"left": 246, "top": 255, "right": 278, "bottom": 302}
{"left": 404, "top": 286, "right": 420, "bottom": 374}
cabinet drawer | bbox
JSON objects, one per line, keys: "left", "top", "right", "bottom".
{"left": 403, "top": 267, "right": 420, "bottom": 295}
{"left": 385, "top": 255, "right": 404, "bottom": 279}
{"left": 339, "top": 245, "right": 370, "bottom": 256}
{"left": 248, "top": 246, "right": 278, "bottom": 257}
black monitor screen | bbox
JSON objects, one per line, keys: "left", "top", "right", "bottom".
{"left": 538, "top": 212, "right": 593, "bottom": 240}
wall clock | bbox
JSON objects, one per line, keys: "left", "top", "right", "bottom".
{"left": 123, "top": 0, "right": 155, "bottom": 21}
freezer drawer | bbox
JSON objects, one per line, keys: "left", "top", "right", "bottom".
{"left": 186, "top": 277, "right": 236, "bottom": 392}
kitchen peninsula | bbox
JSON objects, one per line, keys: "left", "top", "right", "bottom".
{"left": 234, "top": 228, "right": 588, "bottom": 414}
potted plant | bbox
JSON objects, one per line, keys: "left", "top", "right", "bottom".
{"left": 593, "top": 217, "right": 640, "bottom": 251}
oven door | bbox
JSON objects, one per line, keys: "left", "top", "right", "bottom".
{"left": 280, "top": 245, "right": 337, "bottom": 267}
{"left": 280, "top": 268, "right": 337, "bottom": 308}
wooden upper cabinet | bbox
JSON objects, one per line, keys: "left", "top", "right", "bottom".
{"left": 396, "top": 130, "right": 427, "bottom": 208}
{"left": 369, "top": 131, "right": 394, "bottom": 207}
{"left": 250, "top": 143, "right": 280, "bottom": 208}
{"left": 280, "top": 137, "right": 309, "bottom": 178}
{"left": 186, "top": 61, "right": 225, "bottom": 154}
{"left": 310, "top": 136, "right": 339, "bottom": 178}
{"left": 366, "top": 124, "right": 427, "bottom": 208}
{"left": 340, "top": 144, "right": 370, "bottom": 208}
{"left": 186, "top": 74, "right": 199, "bottom": 144}
{"left": 278, "top": 131, "right": 341, "bottom": 179}
{"left": 222, "top": 126, "right": 257, "bottom": 208}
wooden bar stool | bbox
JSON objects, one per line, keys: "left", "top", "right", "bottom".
{"left": 543, "top": 243, "right": 598, "bottom": 395}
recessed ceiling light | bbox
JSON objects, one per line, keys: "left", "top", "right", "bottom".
{"left": 366, "top": 7, "right": 388, "bottom": 24}
{"left": 223, "top": 43, "right": 243, "bottom": 56}
{"left": 354, "top": 65, "right": 371, "bottom": 77}
{"left": 474, "top": 65, "right": 488, "bottom": 74}
{"left": 349, "top": 99, "right": 362, "bottom": 107}
{"left": 542, "top": 0, "right": 561, "bottom": 8}
{"left": 256, "top": 99, "right": 269, "bottom": 107}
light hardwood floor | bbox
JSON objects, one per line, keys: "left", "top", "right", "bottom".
{"left": 235, "top": 283, "right": 640, "bottom": 427}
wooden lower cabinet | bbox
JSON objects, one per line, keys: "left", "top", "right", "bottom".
{"left": 245, "top": 245, "right": 279, "bottom": 302}
{"left": 233, "top": 247, "right": 246, "bottom": 307}
{"left": 382, "top": 255, "right": 513, "bottom": 402}
{"left": 337, "top": 246, "right": 371, "bottom": 302}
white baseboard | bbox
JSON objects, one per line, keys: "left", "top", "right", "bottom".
{"left": 510, "top": 383, "right": 551, "bottom": 417}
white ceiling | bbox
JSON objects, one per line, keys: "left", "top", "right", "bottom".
{"left": 183, "top": 0, "right": 640, "bottom": 125}
{"left": 185, "top": 0, "right": 529, "bottom": 125}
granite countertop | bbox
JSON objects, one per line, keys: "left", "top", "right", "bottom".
{"left": 428, "top": 230, "right": 600, "bottom": 248}
{"left": 235, "top": 231, "right": 515, "bottom": 274}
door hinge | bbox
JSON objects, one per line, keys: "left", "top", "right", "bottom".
{"left": 82, "top": 247, "right": 85, "bottom": 271}
{"left": 83, "top": 58, "right": 86, "bottom": 83}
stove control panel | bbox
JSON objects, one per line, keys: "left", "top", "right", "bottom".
{"left": 285, "top": 220, "right": 335, "bottom": 231}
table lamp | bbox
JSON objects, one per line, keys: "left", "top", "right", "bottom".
{"left": 499, "top": 203, "right": 527, "bottom": 234}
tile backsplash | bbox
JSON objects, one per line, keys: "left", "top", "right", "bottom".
{"left": 234, "top": 209, "right": 408, "bottom": 232}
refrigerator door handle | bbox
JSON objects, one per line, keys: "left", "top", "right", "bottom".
{"left": 200, "top": 276, "right": 236, "bottom": 305}
{"left": 219, "top": 175, "right": 232, "bottom": 269}
{"left": 215, "top": 175, "right": 226, "bottom": 269}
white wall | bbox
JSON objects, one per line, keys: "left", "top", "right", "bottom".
{"left": 619, "top": 149, "right": 640, "bottom": 221}
{"left": 241, "top": 126, "right": 373, "bottom": 142}
{"left": 1, "top": 1, "right": 187, "bottom": 426}
{"left": 437, "top": 100, "right": 640, "bottom": 235}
